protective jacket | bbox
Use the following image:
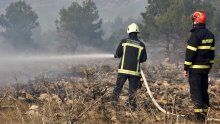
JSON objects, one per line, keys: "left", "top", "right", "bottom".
{"left": 115, "top": 38, "right": 147, "bottom": 76}
{"left": 184, "top": 24, "right": 215, "bottom": 72}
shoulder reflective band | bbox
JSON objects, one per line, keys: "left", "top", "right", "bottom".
{"left": 122, "top": 43, "right": 144, "bottom": 50}
{"left": 211, "top": 47, "right": 215, "bottom": 50}
{"left": 184, "top": 61, "right": 192, "bottom": 65}
{"left": 121, "top": 42, "right": 144, "bottom": 71}
{"left": 197, "top": 46, "right": 211, "bottom": 50}
{"left": 202, "top": 39, "right": 213, "bottom": 44}
{"left": 187, "top": 45, "right": 197, "bottom": 51}
{"left": 118, "top": 69, "right": 140, "bottom": 76}
{"left": 194, "top": 109, "right": 203, "bottom": 113}
{"left": 210, "top": 60, "right": 214, "bottom": 64}
{"left": 190, "top": 65, "right": 210, "bottom": 69}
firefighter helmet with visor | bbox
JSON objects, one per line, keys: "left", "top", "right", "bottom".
{"left": 191, "top": 11, "right": 206, "bottom": 24}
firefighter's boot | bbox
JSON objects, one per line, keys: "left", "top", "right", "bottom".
{"left": 111, "top": 93, "right": 119, "bottom": 107}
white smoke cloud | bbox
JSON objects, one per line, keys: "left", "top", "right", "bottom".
{"left": 0, "top": 0, "right": 148, "bottom": 83}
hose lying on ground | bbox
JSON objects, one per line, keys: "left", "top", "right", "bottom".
{"left": 140, "top": 69, "right": 220, "bottom": 122}
{"left": 140, "top": 69, "right": 185, "bottom": 117}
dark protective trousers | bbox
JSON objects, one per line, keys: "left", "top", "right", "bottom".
{"left": 189, "top": 69, "right": 209, "bottom": 121}
{"left": 112, "top": 74, "right": 140, "bottom": 108}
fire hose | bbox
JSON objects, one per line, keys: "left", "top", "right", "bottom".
{"left": 140, "top": 69, "right": 220, "bottom": 122}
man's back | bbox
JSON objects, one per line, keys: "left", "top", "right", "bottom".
{"left": 115, "top": 38, "right": 147, "bottom": 76}
{"left": 185, "top": 24, "right": 215, "bottom": 73}
{"left": 112, "top": 23, "right": 147, "bottom": 111}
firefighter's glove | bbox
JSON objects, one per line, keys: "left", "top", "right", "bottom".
{"left": 114, "top": 54, "right": 119, "bottom": 58}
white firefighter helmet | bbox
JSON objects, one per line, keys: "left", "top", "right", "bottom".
{"left": 127, "top": 23, "right": 140, "bottom": 34}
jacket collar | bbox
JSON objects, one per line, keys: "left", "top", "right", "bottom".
{"left": 128, "top": 33, "right": 138, "bottom": 41}
{"left": 191, "top": 24, "right": 206, "bottom": 32}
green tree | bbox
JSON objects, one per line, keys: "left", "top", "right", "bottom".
{"left": 106, "top": 28, "right": 126, "bottom": 52}
{"left": 0, "top": 1, "right": 39, "bottom": 49}
{"left": 210, "top": 0, "right": 220, "bottom": 38}
{"left": 155, "top": 0, "right": 194, "bottom": 58}
{"left": 105, "top": 17, "right": 142, "bottom": 52}
{"left": 57, "top": 0, "right": 103, "bottom": 47}
{"left": 140, "top": 0, "right": 171, "bottom": 40}
{"left": 141, "top": 0, "right": 216, "bottom": 62}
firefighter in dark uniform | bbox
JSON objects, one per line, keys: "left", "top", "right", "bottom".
{"left": 112, "top": 23, "right": 147, "bottom": 111}
{"left": 184, "top": 10, "right": 215, "bottom": 122}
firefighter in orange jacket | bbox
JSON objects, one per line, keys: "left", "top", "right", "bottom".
{"left": 184, "top": 10, "right": 215, "bottom": 121}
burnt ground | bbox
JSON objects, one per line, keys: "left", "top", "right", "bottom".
{"left": 0, "top": 62, "right": 219, "bottom": 124}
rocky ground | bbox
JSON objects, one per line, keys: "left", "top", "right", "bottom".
{"left": 0, "top": 61, "right": 219, "bottom": 124}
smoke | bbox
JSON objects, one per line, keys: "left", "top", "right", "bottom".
{"left": 0, "top": 35, "right": 15, "bottom": 56}
{"left": 0, "top": 0, "right": 148, "bottom": 54}
{"left": 0, "top": 54, "right": 115, "bottom": 83}
{"left": 0, "top": 0, "right": 147, "bottom": 83}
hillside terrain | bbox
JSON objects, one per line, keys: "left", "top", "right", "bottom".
{"left": 0, "top": 62, "right": 219, "bottom": 124}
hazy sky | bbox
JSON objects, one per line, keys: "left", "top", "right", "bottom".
{"left": 0, "top": 0, "right": 147, "bottom": 32}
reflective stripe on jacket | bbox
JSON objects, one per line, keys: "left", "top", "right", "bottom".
{"left": 184, "top": 24, "right": 215, "bottom": 72}
{"left": 115, "top": 38, "right": 147, "bottom": 76}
